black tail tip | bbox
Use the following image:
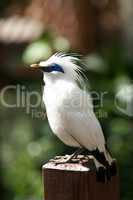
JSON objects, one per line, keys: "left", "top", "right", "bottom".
{"left": 110, "top": 161, "right": 117, "bottom": 176}
{"left": 96, "top": 162, "right": 117, "bottom": 183}
{"left": 106, "top": 165, "right": 111, "bottom": 181}
{"left": 96, "top": 167, "right": 106, "bottom": 183}
{"left": 106, "top": 161, "right": 117, "bottom": 181}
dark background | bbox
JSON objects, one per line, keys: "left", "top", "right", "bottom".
{"left": 0, "top": 0, "right": 133, "bottom": 200}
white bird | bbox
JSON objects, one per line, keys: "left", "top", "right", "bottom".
{"left": 30, "top": 53, "right": 117, "bottom": 182}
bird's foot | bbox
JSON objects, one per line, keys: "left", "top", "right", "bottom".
{"left": 54, "top": 148, "right": 85, "bottom": 165}
{"left": 54, "top": 154, "right": 75, "bottom": 165}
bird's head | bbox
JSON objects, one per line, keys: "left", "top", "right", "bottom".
{"left": 30, "top": 53, "right": 87, "bottom": 85}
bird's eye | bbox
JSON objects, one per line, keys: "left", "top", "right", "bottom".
{"left": 50, "top": 63, "right": 64, "bottom": 73}
{"left": 51, "top": 65, "right": 56, "bottom": 70}
{"left": 39, "top": 63, "right": 64, "bottom": 73}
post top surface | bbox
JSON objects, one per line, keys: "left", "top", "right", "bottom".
{"left": 42, "top": 155, "right": 96, "bottom": 172}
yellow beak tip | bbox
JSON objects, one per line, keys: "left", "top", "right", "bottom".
{"left": 30, "top": 64, "right": 39, "bottom": 68}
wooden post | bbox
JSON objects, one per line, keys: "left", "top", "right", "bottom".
{"left": 42, "top": 155, "right": 119, "bottom": 200}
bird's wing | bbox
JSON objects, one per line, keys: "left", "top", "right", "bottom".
{"left": 65, "top": 109, "right": 106, "bottom": 152}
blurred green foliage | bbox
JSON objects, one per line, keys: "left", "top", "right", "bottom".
{"left": 0, "top": 25, "right": 133, "bottom": 200}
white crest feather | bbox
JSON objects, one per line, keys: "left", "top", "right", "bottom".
{"left": 51, "top": 52, "right": 88, "bottom": 87}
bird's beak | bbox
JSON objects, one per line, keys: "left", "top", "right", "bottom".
{"left": 30, "top": 63, "right": 40, "bottom": 69}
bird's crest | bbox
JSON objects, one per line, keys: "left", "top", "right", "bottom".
{"left": 50, "top": 52, "right": 88, "bottom": 87}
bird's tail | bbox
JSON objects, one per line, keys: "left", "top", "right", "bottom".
{"left": 92, "top": 147, "right": 117, "bottom": 182}
{"left": 104, "top": 146, "right": 117, "bottom": 178}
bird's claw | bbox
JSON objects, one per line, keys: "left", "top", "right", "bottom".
{"left": 54, "top": 155, "right": 73, "bottom": 165}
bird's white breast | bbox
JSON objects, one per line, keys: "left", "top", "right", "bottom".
{"left": 43, "top": 81, "right": 76, "bottom": 133}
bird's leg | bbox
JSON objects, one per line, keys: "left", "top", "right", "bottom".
{"left": 54, "top": 148, "right": 85, "bottom": 165}
{"left": 69, "top": 147, "right": 85, "bottom": 160}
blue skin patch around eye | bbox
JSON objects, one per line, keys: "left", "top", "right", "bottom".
{"left": 41, "top": 63, "right": 64, "bottom": 73}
